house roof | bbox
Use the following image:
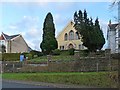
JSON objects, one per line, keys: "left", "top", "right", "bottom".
{"left": 108, "top": 24, "right": 118, "bottom": 30}
{"left": 2, "top": 32, "right": 20, "bottom": 40}
{"left": 0, "top": 35, "right": 4, "bottom": 40}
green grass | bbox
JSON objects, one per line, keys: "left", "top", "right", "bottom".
{"left": 29, "top": 55, "right": 75, "bottom": 63}
{"left": 2, "top": 72, "right": 118, "bottom": 88}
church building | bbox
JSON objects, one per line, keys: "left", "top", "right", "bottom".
{"left": 57, "top": 21, "right": 86, "bottom": 50}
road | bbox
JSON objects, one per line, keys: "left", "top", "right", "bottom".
{"left": 2, "top": 80, "right": 51, "bottom": 88}
{"left": 2, "top": 79, "right": 118, "bottom": 90}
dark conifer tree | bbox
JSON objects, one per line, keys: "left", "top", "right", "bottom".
{"left": 74, "top": 10, "right": 105, "bottom": 52}
{"left": 40, "top": 12, "right": 58, "bottom": 55}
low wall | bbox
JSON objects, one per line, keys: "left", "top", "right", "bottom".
{"left": 2, "top": 57, "right": 118, "bottom": 73}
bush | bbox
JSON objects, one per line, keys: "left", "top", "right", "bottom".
{"left": 52, "top": 49, "right": 60, "bottom": 55}
{"left": 60, "top": 50, "right": 69, "bottom": 56}
{"left": 21, "top": 52, "right": 32, "bottom": 60}
{"left": 30, "top": 50, "right": 43, "bottom": 58}
{"left": 2, "top": 53, "right": 20, "bottom": 61}
{"left": 68, "top": 48, "right": 75, "bottom": 55}
{"left": 25, "top": 53, "right": 32, "bottom": 60}
{"left": 79, "top": 50, "right": 89, "bottom": 57}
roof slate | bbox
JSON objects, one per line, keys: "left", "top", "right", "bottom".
{"left": 108, "top": 24, "right": 118, "bottom": 30}
{"left": 2, "top": 32, "right": 20, "bottom": 40}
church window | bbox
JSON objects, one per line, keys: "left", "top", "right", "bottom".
{"left": 69, "top": 30, "right": 74, "bottom": 40}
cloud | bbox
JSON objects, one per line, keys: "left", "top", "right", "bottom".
{"left": 2, "top": 15, "right": 42, "bottom": 51}
{"left": 19, "top": 16, "right": 42, "bottom": 51}
{"left": 37, "top": 2, "right": 48, "bottom": 8}
{"left": 16, "top": 16, "right": 40, "bottom": 30}
{"left": 8, "top": 24, "right": 18, "bottom": 29}
{"left": 27, "top": 28, "right": 41, "bottom": 38}
{"left": 0, "top": 0, "right": 113, "bottom": 2}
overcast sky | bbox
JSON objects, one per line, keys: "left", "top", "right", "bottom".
{"left": 0, "top": 1, "right": 118, "bottom": 51}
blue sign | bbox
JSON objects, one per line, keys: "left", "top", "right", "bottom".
{"left": 20, "top": 55, "right": 24, "bottom": 62}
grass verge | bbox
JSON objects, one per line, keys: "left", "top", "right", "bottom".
{"left": 2, "top": 72, "right": 118, "bottom": 88}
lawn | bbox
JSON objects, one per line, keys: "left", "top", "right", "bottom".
{"left": 2, "top": 72, "right": 118, "bottom": 88}
{"left": 28, "top": 55, "right": 75, "bottom": 63}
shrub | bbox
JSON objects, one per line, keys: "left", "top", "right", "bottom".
{"left": 79, "top": 50, "right": 89, "bottom": 57}
{"left": 52, "top": 49, "right": 60, "bottom": 55}
{"left": 21, "top": 52, "right": 32, "bottom": 60}
{"left": 30, "top": 50, "right": 43, "bottom": 58}
{"left": 25, "top": 53, "right": 32, "bottom": 60}
{"left": 68, "top": 48, "right": 75, "bottom": 55}
{"left": 2, "top": 53, "right": 20, "bottom": 61}
{"left": 60, "top": 50, "right": 69, "bottom": 56}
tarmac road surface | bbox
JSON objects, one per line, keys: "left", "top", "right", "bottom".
{"left": 2, "top": 79, "right": 118, "bottom": 90}
{"left": 2, "top": 80, "right": 51, "bottom": 88}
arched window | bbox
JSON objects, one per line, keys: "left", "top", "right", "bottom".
{"left": 75, "top": 32, "right": 79, "bottom": 40}
{"left": 69, "top": 30, "right": 74, "bottom": 40}
{"left": 64, "top": 33, "right": 68, "bottom": 41}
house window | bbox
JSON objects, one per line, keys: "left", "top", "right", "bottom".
{"left": 75, "top": 32, "right": 79, "bottom": 40}
{"left": 79, "top": 44, "right": 84, "bottom": 50}
{"left": 118, "top": 30, "right": 120, "bottom": 37}
{"left": 0, "top": 41, "right": 1, "bottom": 45}
{"left": 64, "top": 33, "right": 68, "bottom": 41}
{"left": 2, "top": 41, "right": 4, "bottom": 45}
{"left": 119, "top": 44, "right": 120, "bottom": 49}
{"left": 60, "top": 46, "right": 64, "bottom": 50}
{"left": 69, "top": 30, "right": 74, "bottom": 40}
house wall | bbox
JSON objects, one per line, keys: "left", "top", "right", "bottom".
{"left": 9, "top": 35, "right": 28, "bottom": 53}
{"left": 115, "top": 25, "right": 120, "bottom": 53}
{"left": 108, "top": 29, "right": 116, "bottom": 53}
{"left": 57, "top": 21, "right": 85, "bottom": 50}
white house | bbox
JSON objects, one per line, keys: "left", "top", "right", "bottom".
{"left": 107, "top": 21, "right": 120, "bottom": 53}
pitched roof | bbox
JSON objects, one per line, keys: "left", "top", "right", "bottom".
{"left": 108, "top": 24, "right": 118, "bottom": 30}
{"left": 2, "top": 32, "right": 20, "bottom": 40}
{"left": 0, "top": 35, "right": 5, "bottom": 40}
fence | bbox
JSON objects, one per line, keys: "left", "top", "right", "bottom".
{"left": 2, "top": 61, "right": 23, "bottom": 73}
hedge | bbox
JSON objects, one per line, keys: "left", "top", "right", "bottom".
{"left": 2, "top": 53, "right": 21, "bottom": 61}
{"left": 2, "top": 53, "right": 33, "bottom": 61}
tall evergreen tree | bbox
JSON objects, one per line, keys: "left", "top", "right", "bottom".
{"left": 40, "top": 12, "right": 58, "bottom": 55}
{"left": 74, "top": 10, "right": 105, "bottom": 52}
{"left": 94, "top": 18, "right": 105, "bottom": 50}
